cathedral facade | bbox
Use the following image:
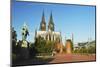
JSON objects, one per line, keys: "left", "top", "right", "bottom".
{"left": 35, "top": 12, "right": 62, "bottom": 43}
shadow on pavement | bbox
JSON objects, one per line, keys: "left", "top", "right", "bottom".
{"left": 12, "top": 57, "right": 54, "bottom": 66}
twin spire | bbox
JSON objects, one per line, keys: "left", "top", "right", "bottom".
{"left": 41, "top": 11, "right": 45, "bottom": 23}
{"left": 40, "top": 11, "right": 54, "bottom": 31}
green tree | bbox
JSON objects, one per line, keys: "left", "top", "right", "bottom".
{"left": 34, "top": 36, "right": 54, "bottom": 55}
{"left": 88, "top": 46, "right": 96, "bottom": 54}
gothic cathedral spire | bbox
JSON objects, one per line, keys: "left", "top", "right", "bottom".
{"left": 40, "top": 11, "right": 46, "bottom": 31}
{"left": 48, "top": 12, "right": 54, "bottom": 31}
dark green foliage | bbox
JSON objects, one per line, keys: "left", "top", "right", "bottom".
{"left": 12, "top": 27, "right": 17, "bottom": 53}
{"left": 88, "top": 46, "right": 96, "bottom": 54}
{"left": 34, "top": 36, "right": 54, "bottom": 55}
{"left": 12, "top": 27, "right": 18, "bottom": 60}
{"left": 45, "top": 40, "right": 54, "bottom": 53}
{"left": 79, "top": 46, "right": 88, "bottom": 53}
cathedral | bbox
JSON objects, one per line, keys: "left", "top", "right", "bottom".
{"left": 35, "top": 11, "right": 62, "bottom": 43}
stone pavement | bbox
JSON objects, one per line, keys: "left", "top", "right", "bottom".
{"left": 13, "top": 53, "right": 96, "bottom": 66}
{"left": 49, "top": 53, "right": 96, "bottom": 63}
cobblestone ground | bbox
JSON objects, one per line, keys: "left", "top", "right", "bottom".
{"left": 49, "top": 53, "right": 96, "bottom": 63}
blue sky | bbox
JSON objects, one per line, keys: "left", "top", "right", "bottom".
{"left": 12, "top": 1, "right": 96, "bottom": 44}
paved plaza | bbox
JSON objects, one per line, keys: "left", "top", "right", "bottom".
{"left": 13, "top": 53, "right": 96, "bottom": 66}
{"left": 49, "top": 54, "right": 96, "bottom": 63}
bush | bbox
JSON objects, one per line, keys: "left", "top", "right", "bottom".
{"left": 34, "top": 36, "right": 54, "bottom": 55}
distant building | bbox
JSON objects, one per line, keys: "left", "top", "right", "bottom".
{"left": 73, "top": 44, "right": 79, "bottom": 50}
{"left": 35, "top": 11, "right": 62, "bottom": 42}
{"left": 65, "top": 39, "right": 73, "bottom": 54}
{"left": 74, "top": 40, "right": 96, "bottom": 50}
